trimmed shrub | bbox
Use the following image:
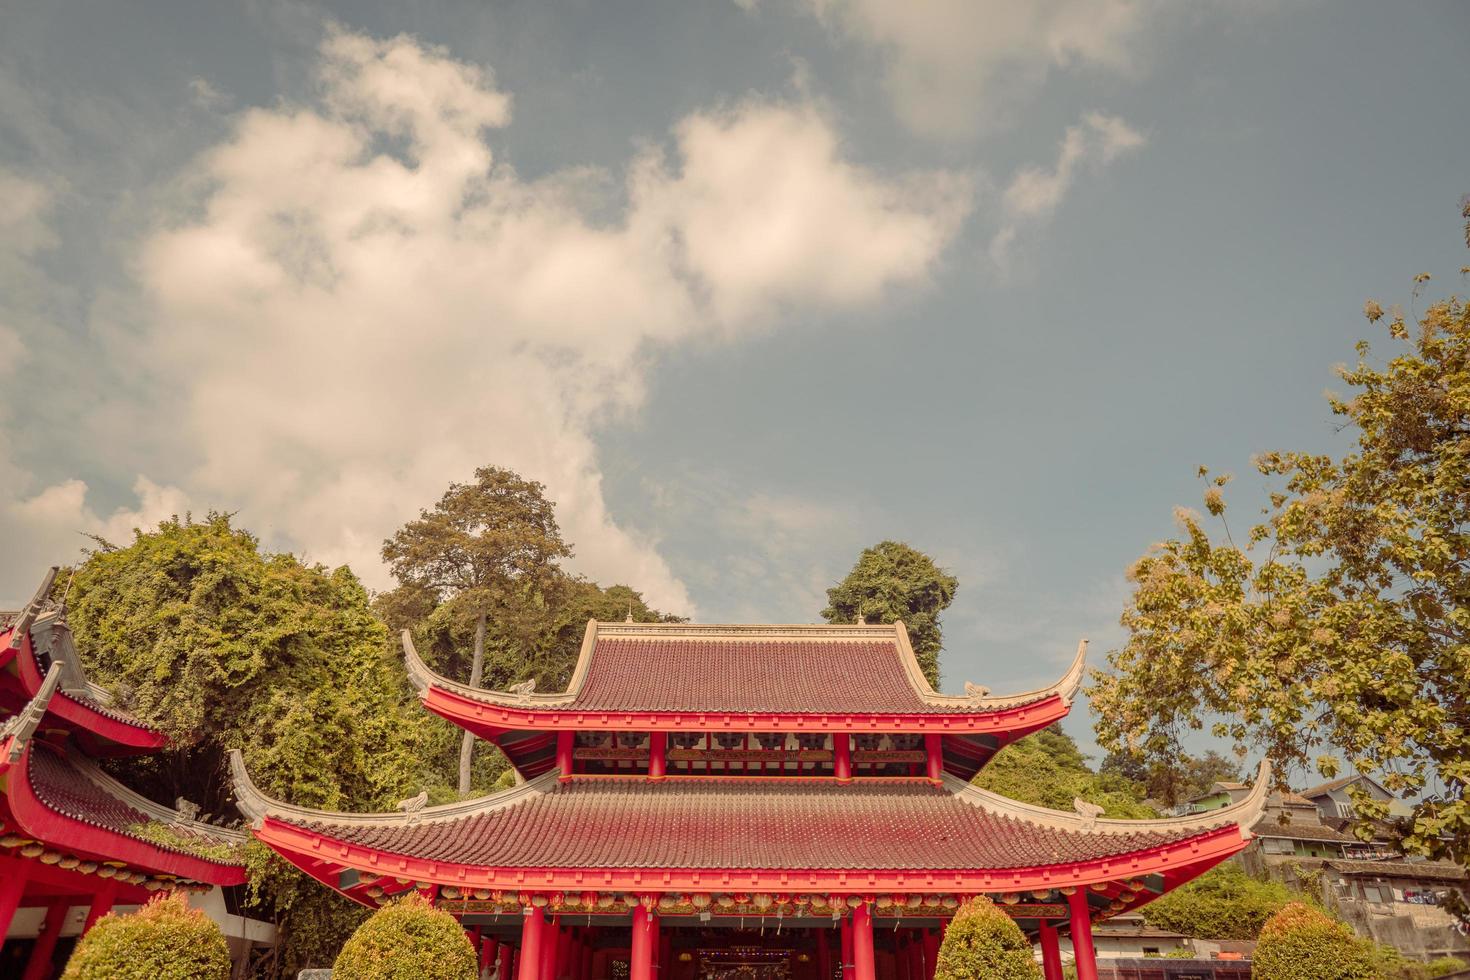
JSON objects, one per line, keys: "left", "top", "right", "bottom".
{"left": 1251, "top": 902, "right": 1375, "bottom": 980}
{"left": 1140, "top": 863, "right": 1295, "bottom": 940}
{"left": 333, "top": 891, "right": 477, "bottom": 980}
{"left": 61, "top": 893, "right": 231, "bottom": 980}
{"left": 934, "top": 896, "right": 1042, "bottom": 980}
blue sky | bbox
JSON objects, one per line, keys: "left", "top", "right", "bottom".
{"left": 2, "top": 1, "right": 1467, "bottom": 755}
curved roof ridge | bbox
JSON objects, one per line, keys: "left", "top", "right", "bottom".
{"left": 403, "top": 622, "right": 1087, "bottom": 714}
{"left": 229, "top": 748, "right": 558, "bottom": 828}
{"left": 948, "top": 758, "right": 1272, "bottom": 836}
{"left": 2, "top": 663, "right": 64, "bottom": 760}
{"left": 6, "top": 566, "right": 58, "bottom": 650}
{"left": 66, "top": 752, "right": 249, "bottom": 850}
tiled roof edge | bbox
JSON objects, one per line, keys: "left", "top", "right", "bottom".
{"left": 65, "top": 752, "right": 249, "bottom": 852}
{"left": 230, "top": 749, "right": 556, "bottom": 828}
{"left": 2, "top": 663, "right": 64, "bottom": 761}
{"left": 950, "top": 758, "right": 1272, "bottom": 837}
{"left": 6, "top": 566, "right": 58, "bottom": 650}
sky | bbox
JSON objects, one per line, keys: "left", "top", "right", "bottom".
{"left": 2, "top": 0, "right": 1467, "bottom": 755}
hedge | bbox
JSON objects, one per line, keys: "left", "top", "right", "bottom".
{"left": 1251, "top": 902, "right": 1375, "bottom": 980}
{"left": 333, "top": 891, "right": 477, "bottom": 980}
{"left": 61, "top": 893, "right": 231, "bottom": 980}
{"left": 934, "top": 896, "right": 1041, "bottom": 980}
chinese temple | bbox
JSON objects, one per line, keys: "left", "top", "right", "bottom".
{"left": 1, "top": 569, "right": 248, "bottom": 979}
{"left": 233, "top": 620, "right": 1270, "bottom": 980}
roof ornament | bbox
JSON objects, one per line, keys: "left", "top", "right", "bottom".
{"left": 855, "top": 613, "right": 867, "bottom": 626}
{"left": 964, "top": 682, "right": 991, "bottom": 699}
{"left": 1072, "top": 798, "right": 1106, "bottom": 830}
{"left": 174, "top": 798, "right": 201, "bottom": 824}
{"left": 7, "top": 567, "right": 58, "bottom": 650}
{"left": 397, "top": 791, "right": 429, "bottom": 824}
{"left": 625, "top": 606, "right": 634, "bottom": 623}
{"left": 508, "top": 678, "right": 536, "bottom": 701}
{"left": 2, "top": 664, "right": 64, "bottom": 762}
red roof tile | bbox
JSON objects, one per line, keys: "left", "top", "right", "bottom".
{"left": 284, "top": 778, "right": 1220, "bottom": 871}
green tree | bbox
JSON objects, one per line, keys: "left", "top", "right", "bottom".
{"left": 62, "top": 894, "right": 231, "bottom": 980}
{"left": 933, "top": 896, "right": 1041, "bottom": 980}
{"left": 974, "top": 728, "right": 1155, "bottom": 818}
{"left": 382, "top": 466, "right": 572, "bottom": 795}
{"left": 823, "top": 541, "right": 958, "bottom": 686}
{"left": 1139, "top": 863, "right": 1296, "bottom": 940}
{"left": 65, "top": 514, "right": 445, "bottom": 978}
{"left": 1100, "top": 748, "right": 1241, "bottom": 807}
{"left": 333, "top": 892, "right": 477, "bottom": 980}
{"left": 1251, "top": 902, "right": 1375, "bottom": 980}
{"left": 1092, "top": 229, "right": 1470, "bottom": 862}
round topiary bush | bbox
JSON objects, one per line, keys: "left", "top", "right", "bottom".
{"left": 1251, "top": 902, "right": 1376, "bottom": 980}
{"left": 934, "top": 896, "right": 1042, "bottom": 980}
{"left": 333, "top": 890, "right": 477, "bottom": 980}
{"left": 62, "top": 892, "right": 231, "bottom": 980}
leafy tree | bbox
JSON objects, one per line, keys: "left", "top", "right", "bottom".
{"left": 65, "top": 514, "right": 447, "bottom": 978}
{"left": 1091, "top": 235, "right": 1470, "bottom": 863}
{"left": 823, "top": 541, "right": 957, "bottom": 686}
{"left": 933, "top": 896, "right": 1040, "bottom": 980}
{"left": 382, "top": 466, "right": 572, "bottom": 795}
{"left": 1100, "top": 748, "right": 1241, "bottom": 806}
{"left": 62, "top": 894, "right": 231, "bottom": 980}
{"left": 333, "top": 892, "right": 477, "bottom": 980}
{"left": 1139, "top": 863, "right": 1296, "bottom": 940}
{"left": 974, "top": 728, "right": 1155, "bottom": 818}
{"left": 1251, "top": 902, "right": 1375, "bottom": 980}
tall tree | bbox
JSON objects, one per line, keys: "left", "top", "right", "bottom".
{"left": 1100, "top": 748, "right": 1241, "bottom": 807}
{"left": 1091, "top": 219, "right": 1470, "bottom": 864}
{"left": 823, "top": 541, "right": 957, "bottom": 686}
{"left": 382, "top": 467, "right": 572, "bottom": 795}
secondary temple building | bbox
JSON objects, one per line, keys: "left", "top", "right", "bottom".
{"left": 0, "top": 570, "right": 249, "bottom": 978}
{"left": 234, "top": 619, "right": 1270, "bottom": 980}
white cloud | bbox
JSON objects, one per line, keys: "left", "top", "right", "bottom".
{"left": 804, "top": 0, "right": 1148, "bottom": 139}
{"left": 989, "top": 111, "right": 1144, "bottom": 273}
{"left": 0, "top": 29, "right": 973, "bottom": 614}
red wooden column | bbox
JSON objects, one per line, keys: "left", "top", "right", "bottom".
{"left": 840, "top": 912, "right": 854, "bottom": 980}
{"left": 851, "top": 903, "right": 876, "bottom": 980}
{"left": 1067, "top": 890, "right": 1099, "bottom": 980}
{"left": 82, "top": 882, "right": 118, "bottom": 931}
{"left": 498, "top": 941, "right": 516, "bottom": 980}
{"left": 833, "top": 734, "right": 853, "bottom": 782}
{"left": 923, "top": 734, "right": 944, "bottom": 783}
{"left": 816, "top": 926, "right": 831, "bottom": 980}
{"left": 20, "top": 900, "right": 70, "bottom": 980}
{"left": 920, "top": 930, "right": 939, "bottom": 980}
{"left": 631, "top": 904, "right": 658, "bottom": 980}
{"left": 658, "top": 929, "right": 672, "bottom": 978}
{"left": 481, "top": 936, "right": 499, "bottom": 976}
{"left": 519, "top": 907, "right": 549, "bottom": 980}
{"left": 557, "top": 732, "right": 575, "bottom": 780}
{"left": 894, "top": 933, "right": 909, "bottom": 980}
{"left": 559, "top": 921, "right": 577, "bottom": 980}
{"left": 0, "top": 857, "right": 30, "bottom": 940}
{"left": 580, "top": 931, "right": 593, "bottom": 980}
{"left": 906, "top": 934, "right": 923, "bottom": 980}
{"left": 648, "top": 732, "right": 668, "bottom": 780}
{"left": 1038, "top": 923, "right": 1063, "bottom": 980}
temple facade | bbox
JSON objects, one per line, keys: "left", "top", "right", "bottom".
{"left": 234, "top": 620, "right": 1270, "bottom": 980}
{"left": 0, "top": 569, "right": 250, "bottom": 979}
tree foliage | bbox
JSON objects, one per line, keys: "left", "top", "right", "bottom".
{"left": 62, "top": 894, "right": 231, "bottom": 980}
{"left": 382, "top": 466, "right": 573, "bottom": 794}
{"left": 1092, "top": 244, "right": 1470, "bottom": 862}
{"left": 974, "top": 728, "right": 1155, "bottom": 818}
{"left": 1100, "top": 748, "right": 1241, "bottom": 807}
{"left": 1139, "top": 863, "right": 1296, "bottom": 940}
{"left": 65, "top": 514, "right": 453, "bottom": 978}
{"left": 333, "top": 892, "right": 477, "bottom": 980}
{"left": 933, "top": 896, "right": 1041, "bottom": 980}
{"left": 823, "top": 541, "right": 958, "bottom": 686}
{"left": 1251, "top": 902, "right": 1376, "bottom": 980}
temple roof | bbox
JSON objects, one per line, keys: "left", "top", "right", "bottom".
{"left": 233, "top": 753, "right": 1270, "bottom": 876}
{"left": 405, "top": 621, "right": 1089, "bottom": 719}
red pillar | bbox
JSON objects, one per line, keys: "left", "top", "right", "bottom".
{"left": 1038, "top": 922, "right": 1063, "bottom": 980}
{"left": 923, "top": 734, "right": 944, "bottom": 783}
{"left": 894, "top": 933, "right": 909, "bottom": 980}
{"left": 658, "top": 929, "right": 672, "bottom": 978}
{"left": 482, "top": 936, "right": 499, "bottom": 975}
{"left": 0, "top": 858, "right": 30, "bottom": 940}
{"left": 631, "top": 905, "right": 658, "bottom": 980}
{"left": 1067, "top": 890, "right": 1098, "bottom": 980}
{"left": 840, "top": 912, "right": 854, "bottom": 980}
{"left": 834, "top": 734, "right": 852, "bottom": 782}
{"left": 557, "top": 732, "right": 575, "bottom": 780}
{"left": 498, "top": 941, "right": 516, "bottom": 980}
{"left": 920, "top": 930, "right": 939, "bottom": 980}
{"left": 519, "top": 907, "right": 548, "bottom": 980}
{"left": 82, "top": 883, "right": 117, "bottom": 932}
{"left": 851, "top": 903, "right": 875, "bottom": 980}
{"left": 20, "top": 900, "right": 69, "bottom": 980}
{"left": 580, "top": 932, "right": 593, "bottom": 980}
{"left": 817, "top": 927, "right": 832, "bottom": 980}
{"left": 648, "top": 731, "right": 667, "bottom": 780}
